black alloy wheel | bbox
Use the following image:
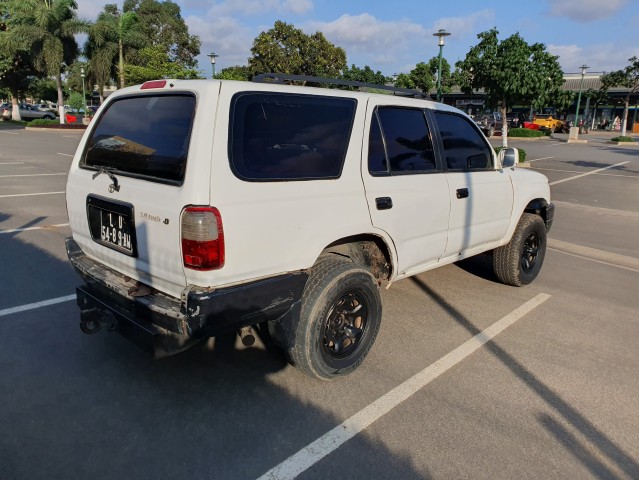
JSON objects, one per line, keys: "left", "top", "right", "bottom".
{"left": 521, "top": 231, "right": 540, "bottom": 273}
{"left": 322, "top": 292, "right": 368, "bottom": 360}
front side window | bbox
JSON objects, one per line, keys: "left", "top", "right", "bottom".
{"left": 434, "top": 112, "right": 493, "bottom": 171}
{"left": 230, "top": 93, "right": 356, "bottom": 181}
{"left": 368, "top": 107, "right": 436, "bottom": 175}
{"left": 83, "top": 94, "right": 196, "bottom": 184}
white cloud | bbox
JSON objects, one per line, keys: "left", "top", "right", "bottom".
{"left": 547, "top": 0, "right": 628, "bottom": 22}
{"left": 548, "top": 42, "right": 639, "bottom": 72}
{"left": 75, "top": 0, "right": 123, "bottom": 21}
{"left": 210, "top": 0, "right": 313, "bottom": 16}
{"left": 432, "top": 9, "right": 495, "bottom": 37}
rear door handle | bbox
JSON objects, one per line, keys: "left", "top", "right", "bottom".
{"left": 375, "top": 197, "right": 393, "bottom": 210}
{"left": 456, "top": 188, "right": 469, "bottom": 199}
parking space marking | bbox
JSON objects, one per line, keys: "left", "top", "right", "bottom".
{"left": 258, "top": 293, "right": 551, "bottom": 480}
{"left": 0, "top": 173, "right": 67, "bottom": 178}
{"left": 533, "top": 167, "right": 637, "bottom": 179}
{"left": 0, "top": 294, "right": 76, "bottom": 318}
{"left": 0, "top": 162, "right": 24, "bottom": 165}
{"left": 549, "top": 161, "right": 629, "bottom": 186}
{"left": 57, "top": 153, "right": 73, "bottom": 157}
{"left": 0, "top": 223, "right": 69, "bottom": 234}
{"left": 0, "top": 191, "right": 64, "bottom": 198}
{"left": 528, "top": 156, "right": 555, "bottom": 162}
{"left": 0, "top": 131, "right": 19, "bottom": 135}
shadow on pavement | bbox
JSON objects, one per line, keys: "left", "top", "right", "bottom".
{"left": 409, "top": 275, "right": 639, "bottom": 480}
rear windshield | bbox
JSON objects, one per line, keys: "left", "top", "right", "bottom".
{"left": 229, "top": 92, "right": 356, "bottom": 181}
{"left": 83, "top": 94, "right": 195, "bottom": 184}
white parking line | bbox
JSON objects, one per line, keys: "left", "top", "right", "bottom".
{"left": 0, "top": 173, "right": 67, "bottom": 178}
{"left": 0, "top": 131, "right": 19, "bottom": 135}
{"left": 0, "top": 191, "right": 64, "bottom": 198}
{"left": 549, "top": 161, "right": 629, "bottom": 186}
{"left": 57, "top": 153, "right": 73, "bottom": 157}
{"left": 0, "top": 162, "right": 23, "bottom": 165}
{"left": 0, "top": 294, "right": 76, "bottom": 318}
{"left": 258, "top": 293, "right": 552, "bottom": 480}
{"left": 0, "top": 223, "right": 69, "bottom": 234}
{"left": 533, "top": 167, "right": 637, "bottom": 179}
{"left": 528, "top": 156, "right": 555, "bottom": 162}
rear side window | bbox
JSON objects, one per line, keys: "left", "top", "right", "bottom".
{"left": 83, "top": 94, "right": 196, "bottom": 184}
{"left": 230, "top": 93, "right": 356, "bottom": 181}
{"left": 369, "top": 107, "right": 437, "bottom": 175}
{"left": 434, "top": 112, "right": 493, "bottom": 171}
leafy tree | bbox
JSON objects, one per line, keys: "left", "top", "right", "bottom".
{"left": 1, "top": 0, "right": 87, "bottom": 123}
{"left": 600, "top": 56, "right": 639, "bottom": 137}
{"left": 85, "top": 4, "right": 145, "bottom": 92}
{"left": 123, "top": 0, "right": 200, "bottom": 68}
{"left": 27, "top": 76, "right": 58, "bottom": 102}
{"left": 427, "top": 56, "right": 453, "bottom": 96}
{"left": 394, "top": 73, "right": 414, "bottom": 90}
{"left": 456, "top": 28, "right": 563, "bottom": 146}
{"left": 124, "top": 45, "right": 201, "bottom": 85}
{"left": 216, "top": 65, "right": 251, "bottom": 81}
{"left": 248, "top": 21, "right": 346, "bottom": 79}
{"left": 341, "top": 64, "right": 388, "bottom": 85}
{"left": 395, "top": 58, "right": 452, "bottom": 97}
{"left": 68, "top": 91, "right": 84, "bottom": 110}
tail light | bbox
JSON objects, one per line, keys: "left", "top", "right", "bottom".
{"left": 181, "top": 206, "right": 224, "bottom": 270}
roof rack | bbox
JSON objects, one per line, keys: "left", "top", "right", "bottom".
{"left": 252, "top": 73, "right": 428, "bottom": 99}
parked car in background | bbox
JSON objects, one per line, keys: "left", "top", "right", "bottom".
{"left": 475, "top": 111, "right": 502, "bottom": 137}
{"left": 532, "top": 114, "right": 564, "bottom": 132}
{"left": 2, "top": 104, "right": 57, "bottom": 121}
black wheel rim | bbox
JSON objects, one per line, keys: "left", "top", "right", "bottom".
{"left": 521, "top": 231, "right": 540, "bottom": 272}
{"left": 322, "top": 292, "right": 368, "bottom": 359}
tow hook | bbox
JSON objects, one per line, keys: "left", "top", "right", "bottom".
{"left": 80, "top": 308, "right": 117, "bottom": 335}
{"left": 238, "top": 326, "right": 256, "bottom": 347}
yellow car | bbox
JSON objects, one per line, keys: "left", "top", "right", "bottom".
{"left": 532, "top": 114, "right": 564, "bottom": 132}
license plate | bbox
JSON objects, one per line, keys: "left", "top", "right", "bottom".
{"left": 87, "top": 195, "right": 137, "bottom": 256}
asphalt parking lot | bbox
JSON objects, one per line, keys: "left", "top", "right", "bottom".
{"left": 1, "top": 124, "right": 638, "bottom": 480}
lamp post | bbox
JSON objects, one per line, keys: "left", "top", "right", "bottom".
{"left": 206, "top": 52, "right": 219, "bottom": 79}
{"left": 80, "top": 66, "right": 87, "bottom": 115}
{"left": 574, "top": 64, "right": 589, "bottom": 133}
{"left": 433, "top": 29, "right": 451, "bottom": 102}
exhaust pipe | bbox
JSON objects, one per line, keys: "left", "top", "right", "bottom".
{"left": 238, "top": 326, "right": 256, "bottom": 347}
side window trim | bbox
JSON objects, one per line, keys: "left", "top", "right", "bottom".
{"left": 368, "top": 109, "right": 390, "bottom": 176}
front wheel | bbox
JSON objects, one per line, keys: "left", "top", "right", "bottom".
{"left": 493, "top": 213, "right": 547, "bottom": 286}
{"left": 287, "top": 257, "right": 382, "bottom": 380}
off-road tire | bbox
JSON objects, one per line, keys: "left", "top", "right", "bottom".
{"left": 493, "top": 213, "right": 547, "bottom": 287}
{"left": 287, "top": 257, "right": 382, "bottom": 380}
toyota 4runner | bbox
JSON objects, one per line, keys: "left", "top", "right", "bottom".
{"left": 65, "top": 75, "right": 554, "bottom": 379}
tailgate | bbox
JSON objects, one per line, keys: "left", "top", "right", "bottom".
{"left": 66, "top": 90, "right": 213, "bottom": 298}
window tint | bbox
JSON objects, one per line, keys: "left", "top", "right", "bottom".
{"left": 368, "top": 113, "right": 387, "bottom": 174}
{"left": 434, "top": 112, "right": 493, "bottom": 170}
{"left": 370, "top": 107, "right": 436, "bottom": 174}
{"left": 84, "top": 94, "right": 195, "bottom": 183}
{"left": 230, "top": 93, "right": 356, "bottom": 181}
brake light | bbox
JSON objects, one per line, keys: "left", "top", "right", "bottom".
{"left": 141, "top": 80, "right": 167, "bottom": 90}
{"left": 181, "top": 207, "right": 225, "bottom": 270}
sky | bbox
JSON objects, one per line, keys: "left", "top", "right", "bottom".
{"left": 75, "top": 0, "right": 639, "bottom": 77}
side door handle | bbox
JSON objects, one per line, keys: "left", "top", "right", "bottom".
{"left": 456, "top": 188, "right": 469, "bottom": 199}
{"left": 375, "top": 197, "right": 393, "bottom": 210}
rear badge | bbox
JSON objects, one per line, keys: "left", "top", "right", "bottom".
{"left": 140, "top": 211, "right": 169, "bottom": 225}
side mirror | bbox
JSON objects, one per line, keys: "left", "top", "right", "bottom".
{"left": 498, "top": 147, "right": 518, "bottom": 168}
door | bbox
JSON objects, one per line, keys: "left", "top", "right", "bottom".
{"left": 362, "top": 101, "right": 450, "bottom": 276}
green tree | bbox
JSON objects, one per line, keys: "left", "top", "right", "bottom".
{"left": 341, "top": 64, "right": 388, "bottom": 85}
{"left": 427, "top": 56, "right": 453, "bottom": 96}
{"left": 456, "top": 28, "right": 563, "bottom": 146}
{"left": 123, "top": 0, "right": 200, "bottom": 68}
{"left": 1, "top": 0, "right": 87, "bottom": 123}
{"left": 124, "top": 45, "right": 201, "bottom": 85}
{"left": 600, "top": 56, "right": 639, "bottom": 137}
{"left": 248, "top": 21, "right": 346, "bottom": 79}
{"left": 85, "top": 4, "right": 145, "bottom": 92}
{"left": 216, "top": 65, "right": 251, "bottom": 81}
{"left": 394, "top": 73, "right": 414, "bottom": 89}
{"left": 27, "top": 76, "right": 58, "bottom": 102}
{"left": 395, "top": 58, "right": 451, "bottom": 97}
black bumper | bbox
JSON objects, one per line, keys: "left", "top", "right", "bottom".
{"left": 66, "top": 238, "right": 308, "bottom": 358}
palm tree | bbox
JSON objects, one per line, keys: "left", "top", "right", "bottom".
{"left": 86, "top": 5, "right": 144, "bottom": 93}
{"left": 1, "top": 0, "right": 87, "bottom": 123}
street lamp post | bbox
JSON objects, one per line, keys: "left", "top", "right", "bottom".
{"left": 80, "top": 67, "right": 87, "bottom": 115}
{"left": 207, "top": 52, "right": 219, "bottom": 79}
{"left": 574, "top": 64, "right": 589, "bottom": 134}
{"left": 433, "top": 29, "right": 451, "bottom": 102}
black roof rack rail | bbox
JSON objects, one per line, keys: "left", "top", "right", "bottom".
{"left": 252, "top": 73, "right": 428, "bottom": 99}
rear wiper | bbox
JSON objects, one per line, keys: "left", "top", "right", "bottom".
{"left": 92, "top": 167, "right": 120, "bottom": 192}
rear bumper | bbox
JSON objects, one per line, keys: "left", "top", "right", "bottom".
{"left": 66, "top": 237, "right": 308, "bottom": 358}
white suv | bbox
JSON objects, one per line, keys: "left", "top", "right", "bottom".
{"left": 65, "top": 75, "right": 554, "bottom": 379}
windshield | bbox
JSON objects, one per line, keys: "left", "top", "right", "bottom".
{"left": 83, "top": 94, "right": 196, "bottom": 184}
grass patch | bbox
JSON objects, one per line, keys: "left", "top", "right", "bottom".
{"left": 0, "top": 119, "right": 27, "bottom": 127}
{"left": 494, "top": 146, "right": 527, "bottom": 163}
{"left": 611, "top": 136, "right": 635, "bottom": 142}
{"left": 29, "top": 119, "right": 60, "bottom": 126}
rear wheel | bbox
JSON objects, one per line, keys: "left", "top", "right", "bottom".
{"left": 287, "top": 257, "right": 382, "bottom": 380}
{"left": 493, "top": 213, "right": 547, "bottom": 286}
